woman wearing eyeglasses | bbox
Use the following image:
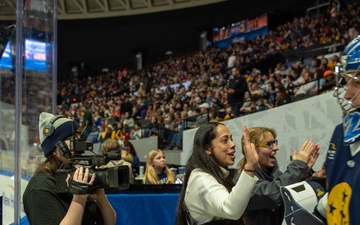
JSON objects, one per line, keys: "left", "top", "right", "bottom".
{"left": 234, "top": 127, "right": 319, "bottom": 225}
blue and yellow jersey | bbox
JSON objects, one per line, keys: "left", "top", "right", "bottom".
{"left": 326, "top": 119, "right": 360, "bottom": 225}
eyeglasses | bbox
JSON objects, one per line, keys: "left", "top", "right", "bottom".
{"left": 258, "top": 140, "right": 278, "bottom": 149}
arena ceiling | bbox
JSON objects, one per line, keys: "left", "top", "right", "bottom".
{"left": 0, "top": 0, "right": 226, "bottom": 20}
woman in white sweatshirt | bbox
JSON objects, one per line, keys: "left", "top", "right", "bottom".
{"left": 175, "top": 122, "right": 259, "bottom": 225}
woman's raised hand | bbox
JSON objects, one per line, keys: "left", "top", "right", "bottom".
{"left": 292, "top": 140, "right": 315, "bottom": 163}
{"left": 307, "top": 144, "right": 320, "bottom": 169}
{"left": 243, "top": 125, "right": 258, "bottom": 170}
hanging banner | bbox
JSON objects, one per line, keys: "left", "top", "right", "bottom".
{"left": 229, "top": 21, "right": 247, "bottom": 37}
{"left": 214, "top": 26, "right": 268, "bottom": 49}
{"left": 213, "top": 15, "right": 268, "bottom": 48}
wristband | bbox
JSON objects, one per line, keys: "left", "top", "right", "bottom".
{"left": 68, "top": 178, "right": 99, "bottom": 195}
{"left": 243, "top": 168, "right": 255, "bottom": 173}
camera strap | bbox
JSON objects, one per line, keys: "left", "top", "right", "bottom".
{"left": 68, "top": 178, "right": 99, "bottom": 195}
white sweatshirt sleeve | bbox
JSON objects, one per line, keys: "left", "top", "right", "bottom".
{"left": 185, "top": 169, "right": 258, "bottom": 224}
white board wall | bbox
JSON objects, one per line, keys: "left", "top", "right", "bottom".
{"left": 181, "top": 91, "right": 342, "bottom": 171}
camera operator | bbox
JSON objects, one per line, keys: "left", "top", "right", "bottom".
{"left": 23, "top": 112, "right": 116, "bottom": 225}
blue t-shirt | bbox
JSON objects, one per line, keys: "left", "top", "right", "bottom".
{"left": 157, "top": 172, "right": 168, "bottom": 184}
{"left": 132, "top": 155, "right": 140, "bottom": 168}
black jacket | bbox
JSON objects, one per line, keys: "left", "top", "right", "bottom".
{"left": 235, "top": 160, "right": 308, "bottom": 225}
{"left": 227, "top": 76, "right": 248, "bottom": 104}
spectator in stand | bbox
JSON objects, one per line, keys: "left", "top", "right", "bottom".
{"left": 96, "top": 125, "right": 105, "bottom": 143}
{"left": 319, "top": 32, "right": 331, "bottom": 45}
{"left": 181, "top": 102, "right": 191, "bottom": 117}
{"left": 266, "top": 81, "right": 277, "bottom": 105}
{"left": 193, "top": 103, "right": 210, "bottom": 127}
{"left": 145, "top": 103, "right": 157, "bottom": 121}
{"left": 176, "top": 85, "right": 187, "bottom": 102}
{"left": 321, "top": 58, "right": 329, "bottom": 69}
{"left": 163, "top": 112, "right": 178, "bottom": 147}
{"left": 227, "top": 67, "right": 248, "bottom": 117}
{"left": 217, "top": 104, "right": 235, "bottom": 121}
{"left": 294, "top": 70, "right": 316, "bottom": 101}
{"left": 174, "top": 99, "right": 184, "bottom": 112}
{"left": 255, "top": 96, "right": 273, "bottom": 112}
{"left": 310, "top": 69, "right": 336, "bottom": 95}
{"left": 120, "top": 96, "right": 133, "bottom": 115}
{"left": 99, "top": 124, "right": 116, "bottom": 143}
{"left": 123, "top": 111, "right": 135, "bottom": 131}
{"left": 275, "top": 85, "right": 292, "bottom": 107}
{"left": 248, "top": 81, "right": 263, "bottom": 97}
{"left": 115, "top": 121, "right": 124, "bottom": 141}
{"left": 348, "top": 23, "right": 359, "bottom": 40}
{"left": 309, "top": 57, "right": 321, "bottom": 74}
{"left": 289, "top": 71, "right": 304, "bottom": 94}
{"left": 123, "top": 140, "right": 140, "bottom": 176}
{"left": 130, "top": 121, "right": 143, "bottom": 140}
{"left": 103, "top": 104, "right": 112, "bottom": 119}
{"left": 210, "top": 91, "right": 224, "bottom": 110}
{"left": 227, "top": 52, "right": 237, "bottom": 69}
{"left": 183, "top": 108, "right": 199, "bottom": 129}
{"left": 93, "top": 111, "right": 102, "bottom": 128}
{"left": 80, "top": 105, "right": 93, "bottom": 137}
{"left": 208, "top": 110, "right": 218, "bottom": 122}
{"left": 113, "top": 105, "right": 121, "bottom": 120}
{"left": 86, "top": 124, "right": 100, "bottom": 143}
{"left": 327, "top": 54, "right": 340, "bottom": 71}
{"left": 239, "top": 91, "right": 253, "bottom": 116}
{"left": 143, "top": 149, "right": 175, "bottom": 184}
{"left": 147, "top": 116, "right": 161, "bottom": 137}
{"left": 281, "top": 74, "right": 295, "bottom": 94}
{"left": 205, "top": 90, "right": 213, "bottom": 106}
{"left": 329, "top": 1, "right": 338, "bottom": 19}
{"left": 136, "top": 101, "right": 147, "bottom": 120}
{"left": 167, "top": 111, "right": 183, "bottom": 150}
{"left": 310, "top": 67, "right": 325, "bottom": 90}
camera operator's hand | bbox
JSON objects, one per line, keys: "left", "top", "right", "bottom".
{"left": 67, "top": 167, "right": 96, "bottom": 185}
{"left": 61, "top": 167, "right": 98, "bottom": 225}
{"left": 66, "top": 167, "right": 96, "bottom": 197}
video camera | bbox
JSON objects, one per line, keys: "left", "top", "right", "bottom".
{"left": 55, "top": 127, "right": 130, "bottom": 194}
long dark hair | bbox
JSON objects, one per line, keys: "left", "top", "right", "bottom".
{"left": 175, "top": 122, "right": 247, "bottom": 225}
{"left": 123, "top": 140, "right": 137, "bottom": 157}
{"left": 35, "top": 152, "right": 62, "bottom": 176}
